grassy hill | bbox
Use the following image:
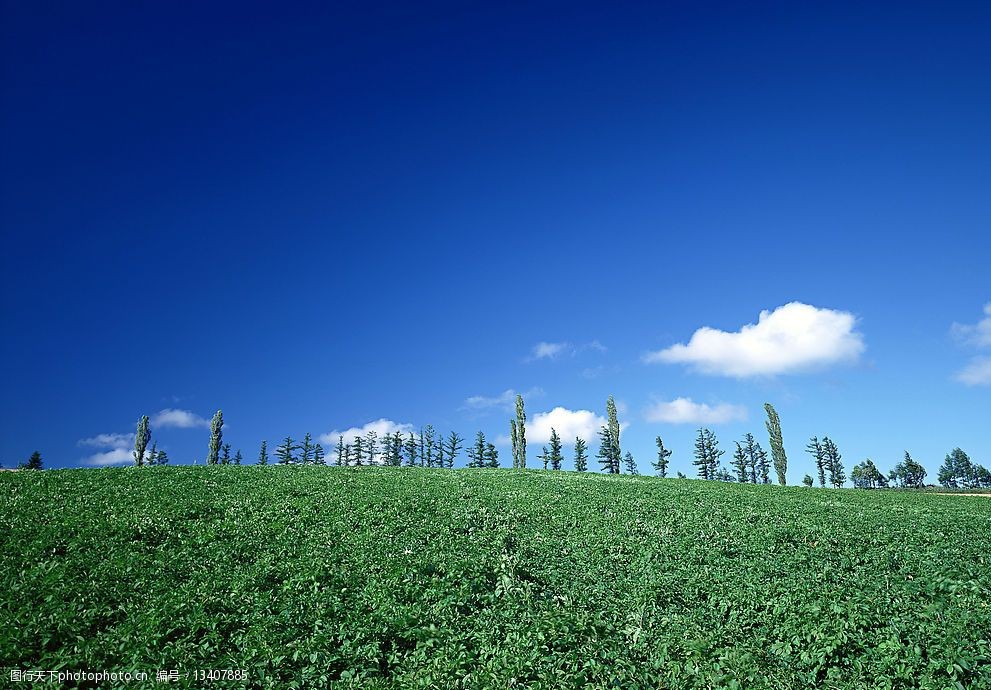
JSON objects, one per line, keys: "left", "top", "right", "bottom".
{"left": 2, "top": 466, "right": 990, "bottom": 689}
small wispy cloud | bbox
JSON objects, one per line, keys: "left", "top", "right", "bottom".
{"left": 526, "top": 340, "right": 608, "bottom": 362}
{"left": 461, "top": 387, "right": 544, "bottom": 413}
{"left": 952, "top": 303, "right": 991, "bottom": 386}
{"left": 78, "top": 432, "right": 134, "bottom": 448}
{"left": 644, "top": 397, "right": 747, "bottom": 425}
{"left": 152, "top": 408, "right": 210, "bottom": 429}
{"left": 956, "top": 356, "right": 991, "bottom": 386}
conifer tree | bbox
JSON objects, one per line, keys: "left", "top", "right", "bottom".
{"left": 513, "top": 395, "right": 527, "bottom": 468}
{"left": 156, "top": 449, "right": 169, "bottom": 465}
{"left": 403, "top": 432, "right": 418, "bottom": 467}
{"left": 693, "top": 428, "right": 724, "bottom": 479}
{"left": 134, "top": 415, "right": 151, "bottom": 466}
{"left": 538, "top": 445, "right": 549, "bottom": 470}
{"left": 258, "top": 440, "right": 268, "bottom": 465}
{"left": 353, "top": 435, "right": 364, "bottom": 466}
{"left": 652, "top": 436, "right": 672, "bottom": 477}
{"left": 731, "top": 441, "right": 748, "bottom": 483}
{"left": 146, "top": 441, "right": 158, "bottom": 467}
{"left": 574, "top": 437, "right": 588, "bottom": 472}
{"left": 313, "top": 443, "right": 325, "bottom": 465}
{"left": 443, "top": 431, "right": 463, "bottom": 469}
{"left": 234, "top": 449, "right": 243, "bottom": 465}
{"left": 221, "top": 443, "right": 231, "bottom": 465}
{"left": 467, "top": 431, "right": 487, "bottom": 468}
{"left": 764, "top": 403, "right": 787, "bottom": 485}
{"left": 822, "top": 436, "right": 844, "bottom": 487}
{"left": 300, "top": 433, "right": 315, "bottom": 464}
{"left": 22, "top": 451, "right": 43, "bottom": 470}
{"left": 207, "top": 410, "right": 223, "bottom": 465}
{"left": 806, "top": 436, "right": 826, "bottom": 488}
{"left": 596, "top": 425, "right": 620, "bottom": 473}
{"left": 334, "top": 437, "right": 345, "bottom": 466}
{"left": 755, "top": 444, "right": 770, "bottom": 484}
{"left": 890, "top": 451, "right": 927, "bottom": 488}
{"left": 275, "top": 436, "right": 297, "bottom": 465}
{"left": 485, "top": 442, "right": 499, "bottom": 468}
{"left": 343, "top": 444, "right": 352, "bottom": 466}
{"left": 802, "top": 474, "right": 814, "bottom": 487}
{"left": 548, "top": 428, "right": 564, "bottom": 470}
{"left": 623, "top": 451, "right": 639, "bottom": 475}
{"left": 743, "top": 433, "right": 759, "bottom": 483}
{"left": 365, "top": 430, "right": 378, "bottom": 466}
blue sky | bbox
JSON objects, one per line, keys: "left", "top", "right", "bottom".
{"left": 1, "top": 1, "right": 988, "bottom": 479}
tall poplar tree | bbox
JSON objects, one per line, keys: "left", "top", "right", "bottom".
{"left": 764, "top": 403, "right": 788, "bottom": 485}
{"left": 207, "top": 410, "right": 224, "bottom": 465}
{"left": 512, "top": 395, "right": 527, "bottom": 468}
{"left": 606, "top": 396, "right": 621, "bottom": 459}
{"left": 574, "top": 437, "right": 588, "bottom": 472}
{"left": 134, "top": 415, "right": 151, "bottom": 467}
{"left": 653, "top": 436, "right": 672, "bottom": 477}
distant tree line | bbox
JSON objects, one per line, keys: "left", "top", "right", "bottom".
{"left": 26, "top": 397, "right": 982, "bottom": 491}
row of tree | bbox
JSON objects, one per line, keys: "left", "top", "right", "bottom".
{"left": 20, "top": 398, "right": 978, "bottom": 491}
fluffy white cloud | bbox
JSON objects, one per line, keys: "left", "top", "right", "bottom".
{"left": 83, "top": 448, "right": 133, "bottom": 467}
{"left": 78, "top": 432, "right": 134, "bottom": 448}
{"left": 319, "top": 418, "right": 414, "bottom": 446}
{"left": 462, "top": 387, "right": 544, "bottom": 412}
{"left": 952, "top": 303, "right": 991, "bottom": 348}
{"left": 78, "top": 432, "right": 134, "bottom": 466}
{"left": 644, "top": 397, "right": 747, "bottom": 425}
{"left": 511, "top": 406, "right": 627, "bottom": 445}
{"left": 644, "top": 302, "right": 865, "bottom": 377}
{"left": 152, "top": 408, "right": 210, "bottom": 429}
{"left": 956, "top": 356, "right": 991, "bottom": 386}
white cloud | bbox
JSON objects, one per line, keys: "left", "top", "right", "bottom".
{"left": 952, "top": 304, "right": 991, "bottom": 386}
{"left": 644, "top": 302, "right": 865, "bottom": 377}
{"left": 530, "top": 342, "right": 570, "bottom": 360}
{"left": 510, "top": 406, "right": 628, "bottom": 445}
{"left": 78, "top": 432, "right": 134, "bottom": 448}
{"left": 952, "top": 303, "right": 991, "bottom": 348}
{"left": 152, "top": 408, "right": 210, "bottom": 429}
{"left": 83, "top": 448, "right": 134, "bottom": 467}
{"left": 644, "top": 397, "right": 747, "bottom": 425}
{"left": 956, "top": 356, "right": 991, "bottom": 386}
{"left": 527, "top": 340, "right": 607, "bottom": 361}
{"left": 78, "top": 432, "right": 134, "bottom": 466}
{"left": 462, "top": 387, "right": 544, "bottom": 412}
{"left": 319, "top": 418, "right": 414, "bottom": 447}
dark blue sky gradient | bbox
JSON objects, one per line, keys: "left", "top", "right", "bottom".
{"left": 2, "top": 2, "right": 988, "bottom": 474}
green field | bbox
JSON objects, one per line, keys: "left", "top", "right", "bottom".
{"left": 2, "top": 467, "right": 990, "bottom": 689}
